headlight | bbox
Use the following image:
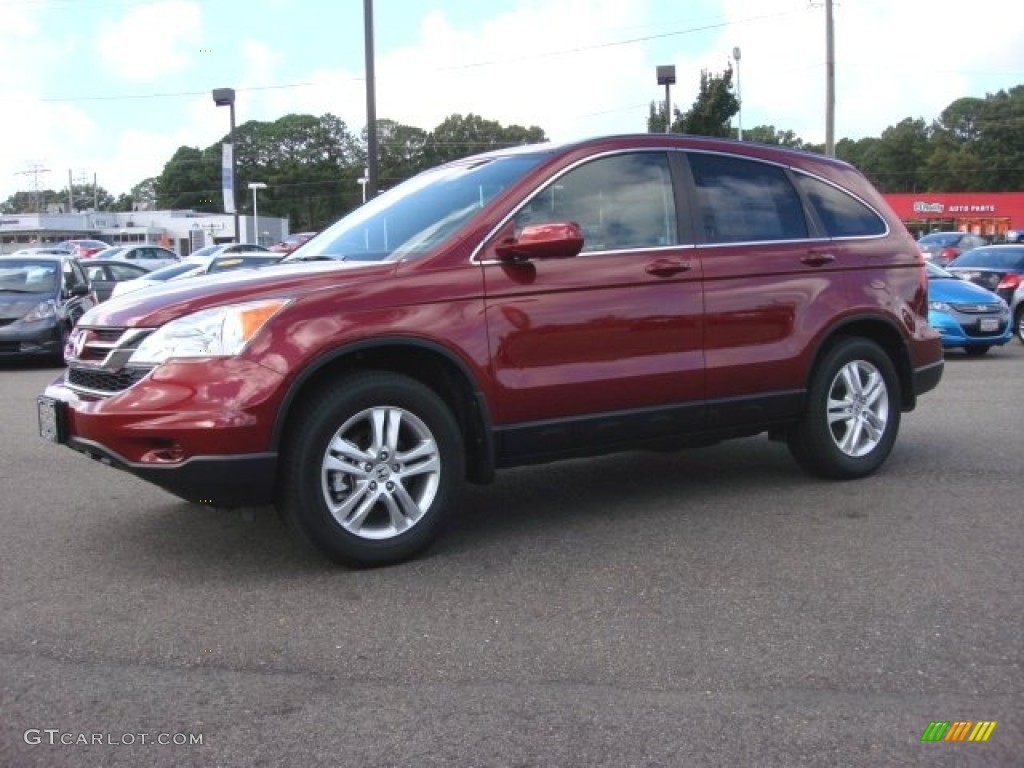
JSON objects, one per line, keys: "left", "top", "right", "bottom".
{"left": 23, "top": 299, "right": 57, "bottom": 322}
{"left": 928, "top": 301, "right": 952, "bottom": 312}
{"left": 128, "top": 299, "right": 289, "bottom": 365}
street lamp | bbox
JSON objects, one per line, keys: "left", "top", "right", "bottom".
{"left": 656, "top": 65, "right": 676, "bottom": 134}
{"left": 732, "top": 47, "right": 742, "bottom": 141}
{"left": 248, "top": 182, "right": 267, "bottom": 245}
{"left": 212, "top": 87, "right": 240, "bottom": 243}
{"left": 357, "top": 167, "right": 369, "bottom": 204}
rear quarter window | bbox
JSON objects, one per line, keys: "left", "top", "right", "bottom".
{"left": 794, "top": 173, "right": 886, "bottom": 238}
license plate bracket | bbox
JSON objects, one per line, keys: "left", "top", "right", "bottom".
{"left": 37, "top": 396, "right": 67, "bottom": 444}
{"left": 979, "top": 318, "right": 999, "bottom": 332}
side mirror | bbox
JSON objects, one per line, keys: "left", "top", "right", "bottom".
{"left": 495, "top": 222, "right": 584, "bottom": 262}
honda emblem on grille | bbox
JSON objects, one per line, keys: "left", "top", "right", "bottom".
{"left": 72, "top": 330, "right": 88, "bottom": 359}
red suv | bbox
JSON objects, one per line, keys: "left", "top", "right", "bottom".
{"left": 38, "top": 135, "right": 944, "bottom": 566}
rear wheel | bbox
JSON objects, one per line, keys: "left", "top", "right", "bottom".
{"left": 278, "top": 372, "right": 464, "bottom": 567}
{"left": 788, "top": 338, "right": 901, "bottom": 479}
{"left": 964, "top": 345, "right": 991, "bottom": 357}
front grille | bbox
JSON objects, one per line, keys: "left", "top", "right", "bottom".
{"left": 68, "top": 367, "right": 149, "bottom": 393}
{"left": 950, "top": 302, "right": 1003, "bottom": 314}
{"left": 65, "top": 326, "right": 155, "bottom": 395}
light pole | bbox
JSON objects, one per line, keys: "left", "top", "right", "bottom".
{"left": 656, "top": 65, "right": 676, "bottom": 134}
{"left": 358, "top": 167, "right": 369, "bottom": 204}
{"left": 248, "top": 182, "right": 267, "bottom": 245}
{"left": 211, "top": 87, "right": 240, "bottom": 243}
{"left": 732, "top": 47, "right": 742, "bottom": 141}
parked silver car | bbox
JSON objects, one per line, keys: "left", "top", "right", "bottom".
{"left": 94, "top": 244, "right": 180, "bottom": 270}
{"left": 1011, "top": 282, "right": 1024, "bottom": 344}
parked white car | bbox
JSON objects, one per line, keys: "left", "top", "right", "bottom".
{"left": 94, "top": 245, "right": 180, "bottom": 270}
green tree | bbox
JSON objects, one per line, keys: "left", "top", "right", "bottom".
{"left": 742, "top": 125, "right": 807, "bottom": 148}
{"left": 155, "top": 146, "right": 220, "bottom": 211}
{"left": 423, "top": 113, "right": 546, "bottom": 167}
{"left": 648, "top": 66, "right": 738, "bottom": 137}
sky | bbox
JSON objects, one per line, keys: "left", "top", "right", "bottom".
{"left": 1, "top": 0, "right": 1022, "bottom": 204}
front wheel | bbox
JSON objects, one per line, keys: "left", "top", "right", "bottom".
{"left": 788, "top": 338, "right": 901, "bottom": 479}
{"left": 278, "top": 372, "right": 464, "bottom": 567}
{"left": 1015, "top": 307, "right": 1024, "bottom": 344}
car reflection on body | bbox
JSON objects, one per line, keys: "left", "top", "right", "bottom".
{"left": 926, "top": 261, "right": 1011, "bottom": 356}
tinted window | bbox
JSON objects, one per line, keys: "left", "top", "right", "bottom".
{"left": 688, "top": 153, "right": 807, "bottom": 244}
{"left": 108, "top": 263, "right": 147, "bottom": 279}
{"left": 794, "top": 173, "right": 886, "bottom": 237}
{"left": 514, "top": 152, "right": 678, "bottom": 252}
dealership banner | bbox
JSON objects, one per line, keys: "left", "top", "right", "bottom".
{"left": 221, "top": 143, "right": 235, "bottom": 214}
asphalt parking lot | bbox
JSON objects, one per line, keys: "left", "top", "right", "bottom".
{"left": 1, "top": 345, "right": 1022, "bottom": 767}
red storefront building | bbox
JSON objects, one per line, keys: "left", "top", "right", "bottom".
{"left": 884, "top": 192, "right": 1024, "bottom": 240}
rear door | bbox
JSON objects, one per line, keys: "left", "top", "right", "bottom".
{"left": 683, "top": 151, "right": 842, "bottom": 428}
{"left": 481, "top": 150, "right": 705, "bottom": 460}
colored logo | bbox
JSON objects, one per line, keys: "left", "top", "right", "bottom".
{"left": 921, "top": 721, "right": 997, "bottom": 742}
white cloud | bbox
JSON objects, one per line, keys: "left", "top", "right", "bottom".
{"left": 96, "top": 1, "right": 204, "bottom": 83}
{"left": 716, "top": 0, "right": 1023, "bottom": 143}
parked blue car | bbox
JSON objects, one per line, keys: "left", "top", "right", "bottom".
{"left": 927, "top": 261, "right": 1012, "bottom": 356}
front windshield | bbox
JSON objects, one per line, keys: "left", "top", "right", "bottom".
{"left": 0, "top": 261, "right": 58, "bottom": 292}
{"left": 287, "top": 152, "right": 548, "bottom": 263}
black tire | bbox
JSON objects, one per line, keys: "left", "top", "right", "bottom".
{"left": 1015, "top": 307, "right": 1024, "bottom": 344}
{"left": 278, "top": 371, "right": 464, "bottom": 567}
{"left": 963, "top": 345, "right": 991, "bottom": 357}
{"left": 788, "top": 338, "right": 901, "bottom": 480}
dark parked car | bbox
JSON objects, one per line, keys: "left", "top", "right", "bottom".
{"left": 82, "top": 259, "right": 152, "bottom": 301}
{"left": 926, "top": 261, "right": 1011, "bottom": 356}
{"left": 945, "top": 244, "right": 1024, "bottom": 304}
{"left": 0, "top": 254, "right": 96, "bottom": 361}
{"left": 918, "top": 231, "right": 988, "bottom": 266}
{"left": 39, "top": 135, "right": 944, "bottom": 566}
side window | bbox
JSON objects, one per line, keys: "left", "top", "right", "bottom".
{"left": 108, "top": 264, "right": 141, "bottom": 280}
{"left": 515, "top": 152, "right": 678, "bottom": 253}
{"left": 794, "top": 173, "right": 886, "bottom": 238}
{"left": 688, "top": 153, "right": 808, "bottom": 244}
{"left": 85, "top": 265, "right": 106, "bottom": 281}
{"left": 63, "top": 260, "right": 87, "bottom": 291}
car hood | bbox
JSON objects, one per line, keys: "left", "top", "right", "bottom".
{"left": 0, "top": 293, "right": 52, "bottom": 319}
{"left": 79, "top": 260, "right": 397, "bottom": 328}
{"left": 928, "top": 277, "right": 1003, "bottom": 304}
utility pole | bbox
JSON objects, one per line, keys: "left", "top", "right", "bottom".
{"left": 363, "top": 0, "right": 379, "bottom": 199}
{"left": 825, "top": 0, "right": 835, "bottom": 156}
{"left": 15, "top": 164, "right": 50, "bottom": 212}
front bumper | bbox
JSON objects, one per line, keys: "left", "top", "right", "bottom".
{"left": 0, "top": 318, "right": 63, "bottom": 358}
{"left": 41, "top": 356, "right": 287, "bottom": 507}
{"left": 928, "top": 310, "right": 1012, "bottom": 348}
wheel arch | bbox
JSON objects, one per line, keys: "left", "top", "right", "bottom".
{"left": 270, "top": 338, "right": 495, "bottom": 485}
{"left": 806, "top": 315, "right": 918, "bottom": 411}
